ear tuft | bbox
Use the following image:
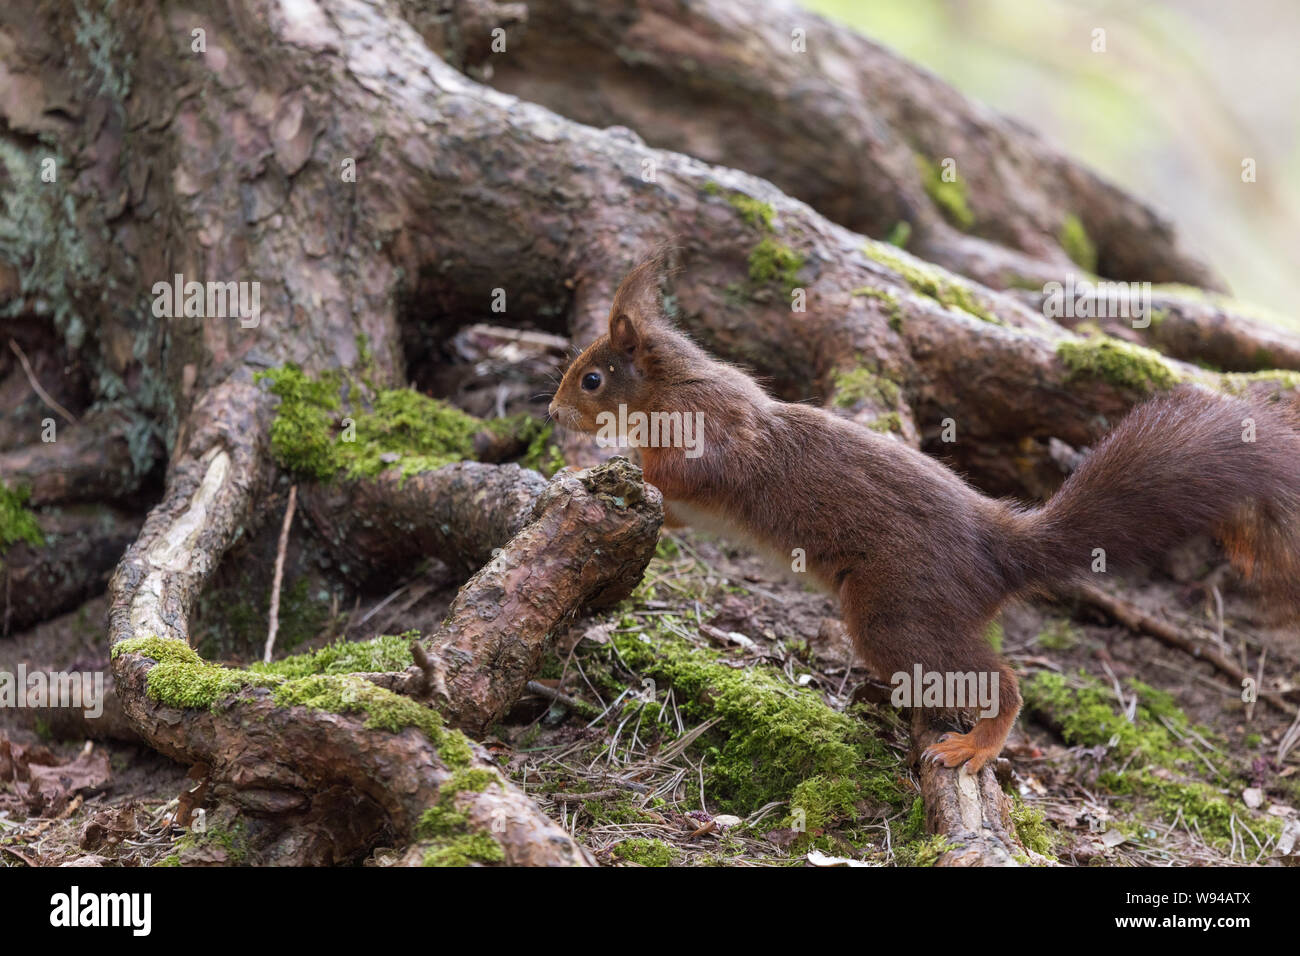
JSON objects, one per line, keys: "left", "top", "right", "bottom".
{"left": 610, "top": 312, "right": 640, "bottom": 355}
{"left": 607, "top": 244, "right": 678, "bottom": 332}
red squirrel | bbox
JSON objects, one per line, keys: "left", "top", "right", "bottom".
{"left": 549, "top": 257, "right": 1300, "bottom": 773}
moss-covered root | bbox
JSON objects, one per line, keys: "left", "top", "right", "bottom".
{"left": 0, "top": 481, "right": 44, "bottom": 559}
{"left": 112, "top": 634, "right": 591, "bottom": 866}
{"left": 257, "top": 363, "right": 562, "bottom": 482}
{"left": 1057, "top": 335, "right": 1180, "bottom": 393}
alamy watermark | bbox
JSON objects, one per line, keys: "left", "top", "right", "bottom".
{"left": 0, "top": 666, "right": 104, "bottom": 719}
{"left": 890, "top": 665, "right": 999, "bottom": 718}
{"left": 151, "top": 273, "right": 261, "bottom": 328}
{"left": 1043, "top": 274, "right": 1152, "bottom": 328}
{"left": 595, "top": 403, "right": 705, "bottom": 459}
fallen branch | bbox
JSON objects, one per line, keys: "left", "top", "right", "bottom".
{"left": 1066, "top": 582, "right": 1297, "bottom": 716}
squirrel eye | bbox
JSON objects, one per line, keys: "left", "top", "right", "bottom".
{"left": 581, "top": 371, "right": 602, "bottom": 391}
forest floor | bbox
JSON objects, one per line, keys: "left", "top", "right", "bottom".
{"left": 3, "top": 520, "right": 1298, "bottom": 867}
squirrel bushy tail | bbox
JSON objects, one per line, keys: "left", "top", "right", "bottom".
{"left": 1012, "top": 385, "right": 1300, "bottom": 617}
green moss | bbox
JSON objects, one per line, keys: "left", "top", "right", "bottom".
{"left": 868, "top": 412, "right": 903, "bottom": 434}
{"left": 984, "top": 620, "right": 1004, "bottom": 653}
{"left": 112, "top": 633, "right": 471, "bottom": 763}
{"left": 831, "top": 365, "right": 901, "bottom": 410}
{"left": 612, "top": 837, "right": 676, "bottom": 867}
{"left": 112, "top": 635, "right": 202, "bottom": 665}
{"left": 1244, "top": 733, "right": 1262, "bottom": 749}
{"left": 894, "top": 834, "right": 953, "bottom": 866}
{"left": 727, "top": 194, "right": 776, "bottom": 232}
{"left": 0, "top": 483, "right": 44, "bottom": 564}
{"left": 111, "top": 635, "right": 273, "bottom": 708}
{"left": 168, "top": 820, "right": 248, "bottom": 865}
{"left": 350, "top": 383, "right": 480, "bottom": 477}
{"left": 1035, "top": 619, "right": 1079, "bottom": 651}
{"left": 1059, "top": 213, "right": 1098, "bottom": 273}
{"left": 611, "top": 624, "right": 909, "bottom": 824}
{"left": 1009, "top": 797, "right": 1057, "bottom": 858}
{"left": 851, "top": 286, "right": 904, "bottom": 331}
{"left": 1142, "top": 777, "right": 1281, "bottom": 847}
{"left": 704, "top": 181, "right": 777, "bottom": 233}
{"left": 1022, "top": 671, "right": 1279, "bottom": 848}
{"left": 899, "top": 796, "right": 926, "bottom": 842}
{"left": 251, "top": 632, "right": 417, "bottom": 679}
{"left": 862, "top": 242, "right": 999, "bottom": 323}
{"left": 748, "top": 238, "right": 805, "bottom": 292}
{"left": 259, "top": 365, "right": 482, "bottom": 481}
{"left": 885, "top": 221, "right": 912, "bottom": 248}
{"left": 257, "top": 365, "right": 344, "bottom": 480}
{"left": 916, "top": 155, "right": 974, "bottom": 231}
{"left": 1022, "top": 671, "right": 1190, "bottom": 765}
{"left": 147, "top": 659, "right": 278, "bottom": 709}
{"left": 422, "top": 833, "right": 506, "bottom": 867}
{"left": 1057, "top": 335, "right": 1180, "bottom": 393}
{"left": 581, "top": 798, "right": 652, "bottom": 826}
{"left": 271, "top": 674, "right": 469, "bottom": 759}
{"left": 417, "top": 767, "right": 506, "bottom": 866}
{"left": 516, "top": 420, "right": 566, "bottom": 477}
{"left": 259, "top": 364, "right": 558, "bottom": 481}
{"left": 1218, "top": 369, "right": 1300, "bottom": 398}
{"left": 789, "top": 775, "right": 860, "bottom": 831}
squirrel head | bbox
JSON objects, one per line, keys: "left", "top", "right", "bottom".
{"left": 550, "top": 255, "right": 685, "bottom": 434}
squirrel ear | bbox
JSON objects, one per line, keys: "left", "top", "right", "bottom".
{"left": 610, "top": 312, "right": 641, "bottom": 355}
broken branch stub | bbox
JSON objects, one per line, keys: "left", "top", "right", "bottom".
{"left": 409, "top": 457, "right": 664, "bottom": 735}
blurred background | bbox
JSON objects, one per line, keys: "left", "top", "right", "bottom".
{"left": 809, "top": 0, "right": 1300, "bottom": 320}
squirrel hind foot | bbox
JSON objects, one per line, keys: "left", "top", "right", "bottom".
{"left": 922, "top": 730, "right": 1001, "bottom": 774}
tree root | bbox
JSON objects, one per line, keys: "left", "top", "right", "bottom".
{"left": 389, "top": 457, "right": 663, "bottom": 735}
{"left": 108, "top": 376, "right": 658, "bottom": 863}
{"left": 4, "top": 505, "right": 142, "bottom": 634}
{"left": 911, "top": 713, "right": 1028, "bottom": 867}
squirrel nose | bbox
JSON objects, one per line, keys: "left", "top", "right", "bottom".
{"left": 547, "top": 399, "right": 559, "bottom": 419}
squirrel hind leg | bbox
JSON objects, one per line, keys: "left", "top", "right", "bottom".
{"left": 922, "top": 665, "right": 1021, "bottom": 773}
{"left": 922, "top": 724, "right": 1005, "bottom": 774}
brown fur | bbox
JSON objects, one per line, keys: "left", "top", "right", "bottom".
{"left": 550, "top": 259, "right": 1300, "bottom": 773}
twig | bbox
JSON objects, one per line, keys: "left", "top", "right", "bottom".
{"left": 525, "top": 680, "right": 600, "bottom": 717}
{"left": 1247, "top": 647, "right": 1265, "bottom": 724}
{"left": 262, "top": 484, "right": 297, "bottom": 663}
{"left": 688, "top": 819, "right": 717, "bottom": 839}
{"left": 1278, "top": 709, "right": 1300, "bottom": 766}
{"left": 8, "top": 339, "right": 78, "bottom": 425}
{"left": 551, "top": 789, "right": 624, "bottom": 803}
{"left": 1066, "top": 582, "right": 1296, "bottom": 716}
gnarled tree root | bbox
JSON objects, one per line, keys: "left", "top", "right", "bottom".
{"left": 111, "top": 648, "right": 592, "bottom": 866}
{"left": 109, "top": 385, "right": 660, "bottom": 864}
